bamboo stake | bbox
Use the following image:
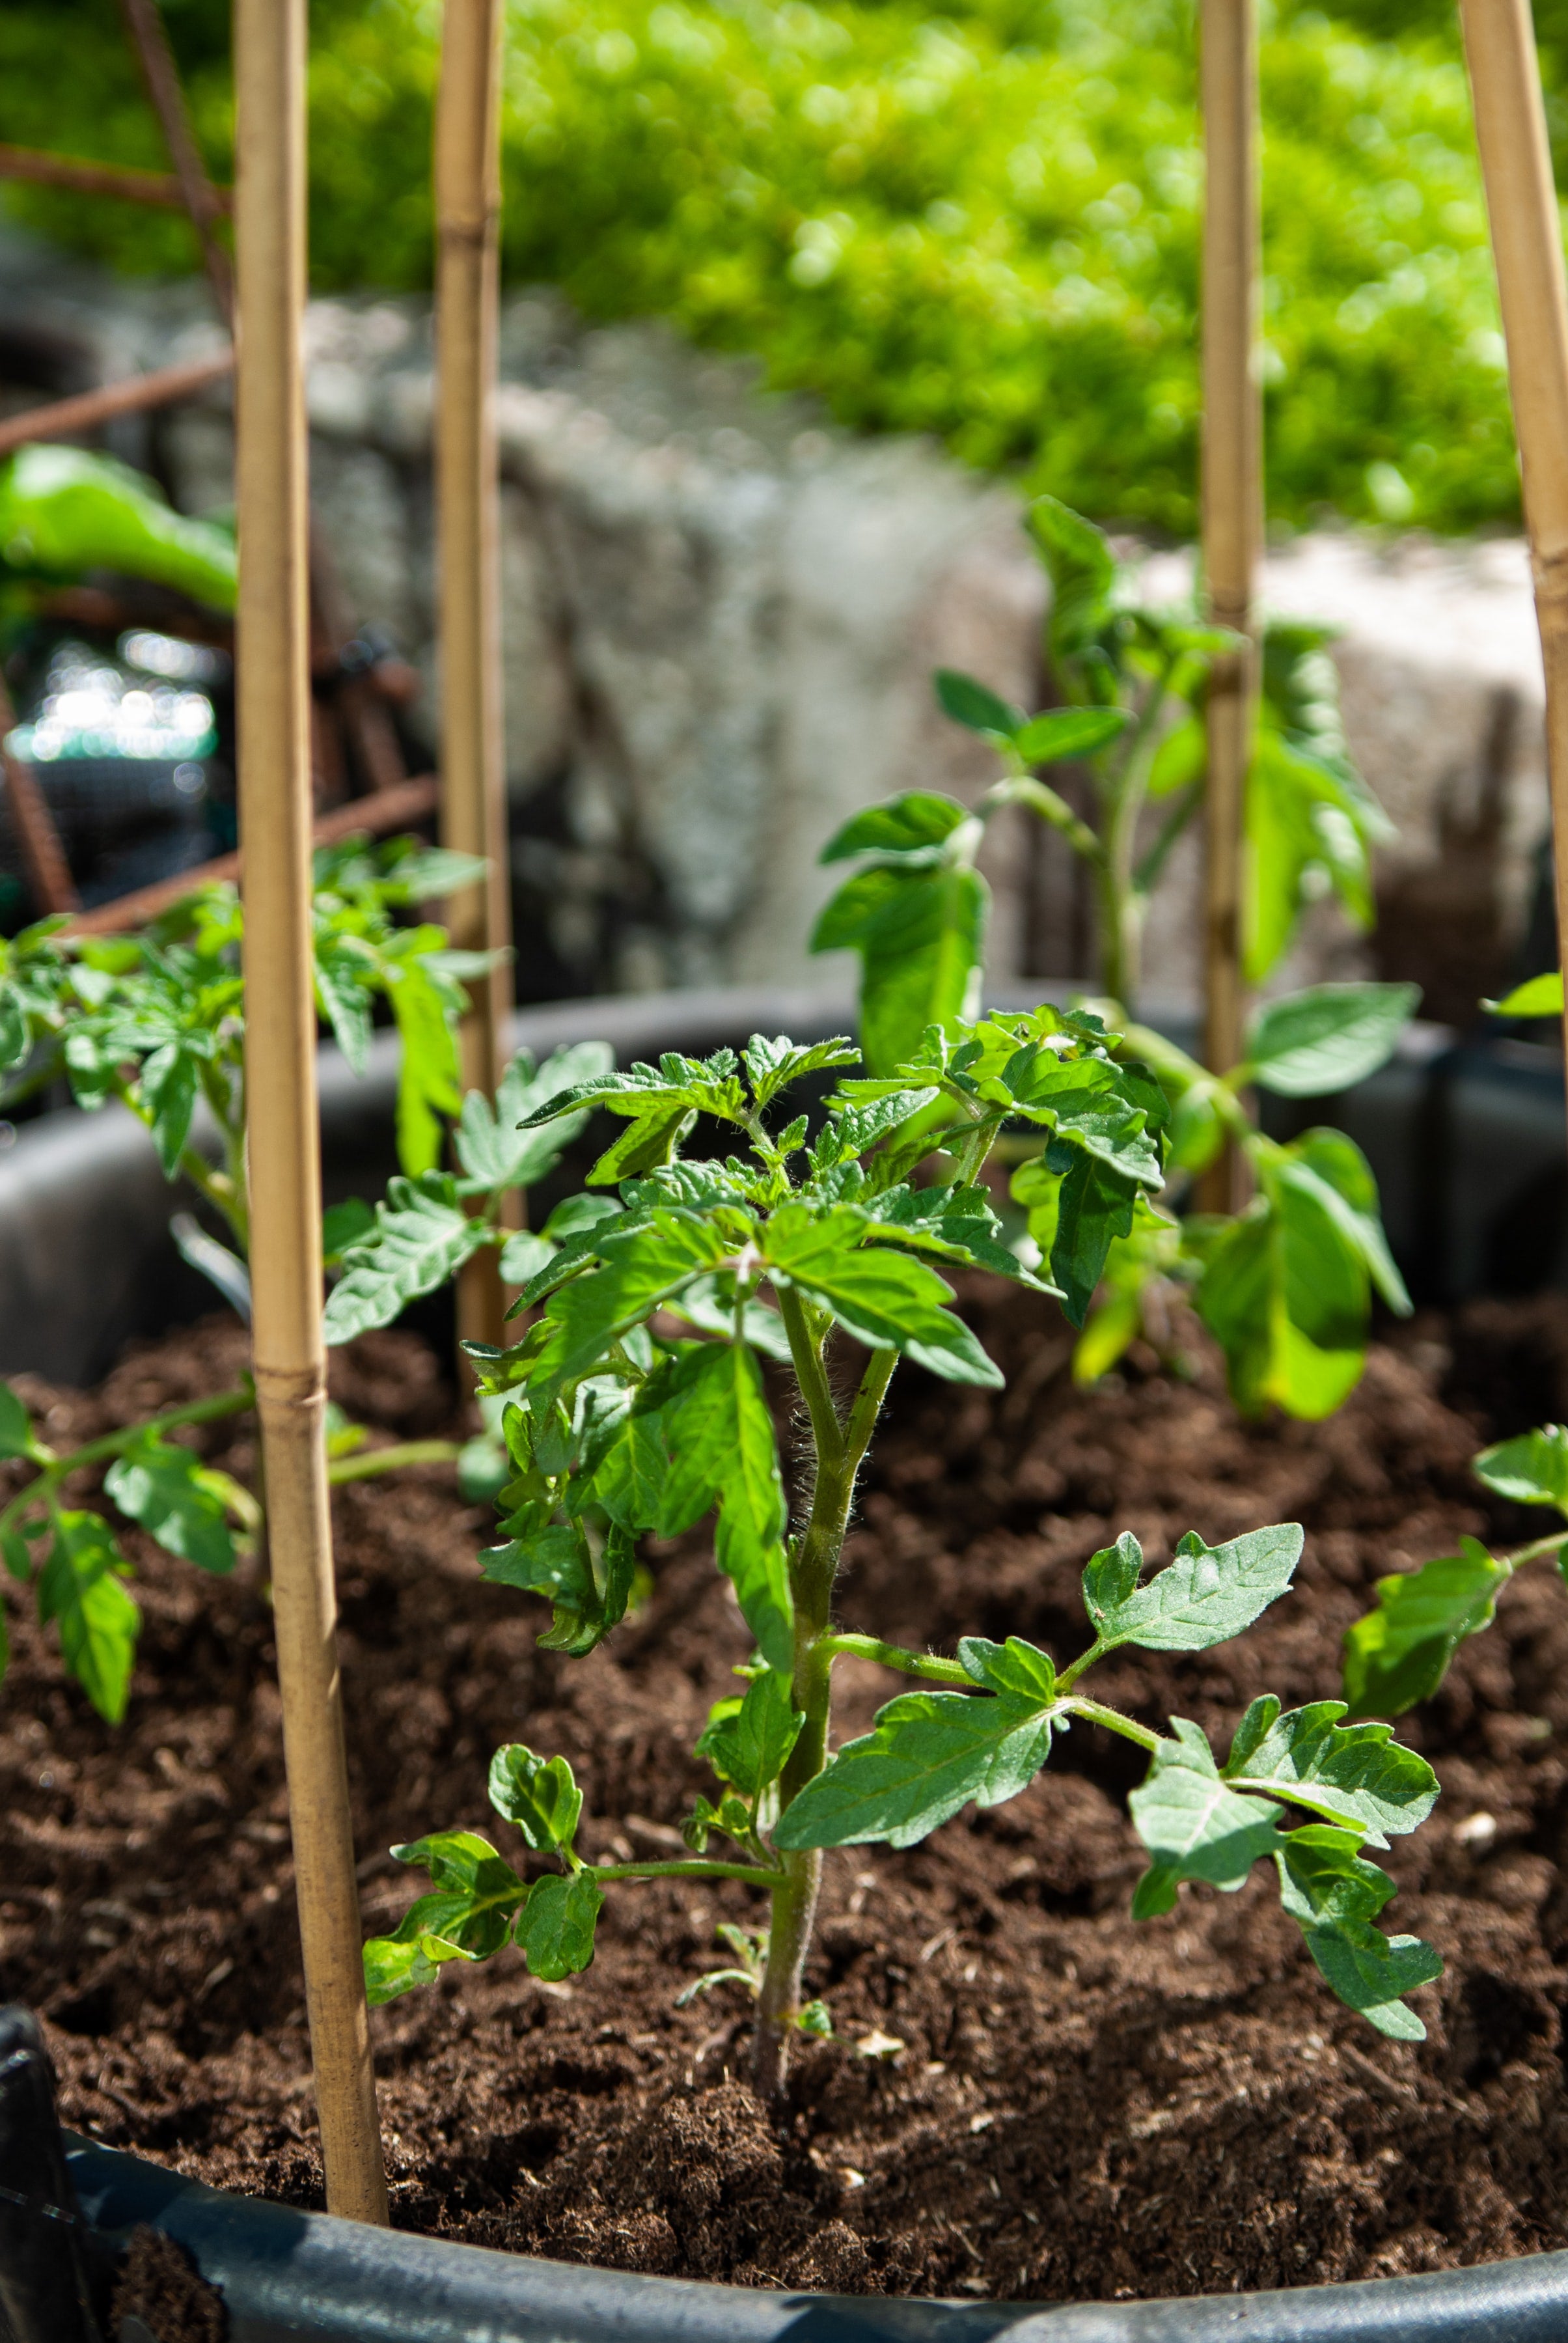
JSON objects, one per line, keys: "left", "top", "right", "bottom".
{"left": 1198, "top": 0, "right": 1262, "bottom": 1210}
{"left": 1459, "top": 0, "right": 1568, "bottom": 1084}
{"left": 436, "top": 0, "right": 517, "bottom": 1353}
{"left": 233, "top": 0, "right": 387, "bottom": 2225}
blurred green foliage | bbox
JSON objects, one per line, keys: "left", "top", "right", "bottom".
{"left": 0, "top": 0, "right": 1558, "bottom": 532}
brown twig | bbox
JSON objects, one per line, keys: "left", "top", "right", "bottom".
{"left": 0, "top": 143, "right": 228, "bottom": 212}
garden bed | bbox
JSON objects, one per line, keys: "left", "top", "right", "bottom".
{"left": 6, "top": 1286, "right": 1568, "bottom": 2308}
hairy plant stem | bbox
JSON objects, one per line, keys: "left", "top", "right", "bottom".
{"left": 324, "top": 1439, "right": 463, "bottom": 1487}
{"left": 754, "top": 1292, "right": 896, "bottom": 2103}
{"left": 590, "top": 1859, "right": 781, "bottom": 1890}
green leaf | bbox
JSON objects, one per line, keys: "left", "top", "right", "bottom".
{"left": 323, "top": 1172, "right": 491, "bottom": 1346}
{"left": 1047, "top": 1148, "right": 1142, "bottom": 1328}
{"left": 1085, "top": 1523, "right": 1303, "bottom": 1654}
{"left": 322, "top": 1197, "right": 376, "bottom": 1266}
{"left": 1342, "top": 1537, "right": 1509, "bottom": 1718}
{"left": 363, "top": 1830, "right": 527, "bottom": 2003}
{"left": 516, "top": 1870, "right": 603, "bottom": 1980}
{"left": 655, "top": 1342, "right": 793, "bottom": 1673}
{"left": 1275, "top": 1827, "right": 1442, "bottom": 2040}
{"left": 661, "top": 1273, "right": 794, "bottom": 1361}
{"left": 1243, "top": 983, "right": 1420, "bottom": 1098}
{"left": 1196, "top": 1143, "right": 1386, "bottom": 1419}
{"left": 2, "top": 1525, "right": 31, "bottom": 1583}
{"left": 529, "top": 1214, "right": 729, "bottom": 1393}
{"left": 387, "top": 956, "right": 464, "bottom": 1176}
{"left": 488, "top": 1744, "right": 584, "bottom": 1852}
{"left": 810, "top": 863, "right": 986, "bottom": 1075}
{"left": 0, "top": 1380, "right": 33, "bottom": 1460}
{"left": 105, "top": 1432, "right": 236, "bottom": 1575}
{"left": 819, "top": 794, "right": 971, "bottom": 863}
{"left": 480, "top": 1521, "right": 594, "bottom": 1607}
{"left": 36, "top": 1510, "right": 139, "bottom": 1723}
{"left": 139, "top": 1042, "right": 199, "bottom": 1178}
{"left": 1224, "top": 1698, "right": 1438, "bottom": 1847}
{"left": 588, "top": 1103, "right": 698, "bottom": 1185}
{"left": 456, "top": 1040, "right": 615, "bottom": 1195}
{"left": 741, "top": 1033, "right": 860, "bottom": 1108}
{"left": 933, "top": 669, "right": 1025, "bottom": 739}
{"left": 498, "top": 1229, "right": 555, "bottom": 1288}
{"left": 1012, "top": 705, "right": 1131, "bottom": 765}
{"left": 0, "top": 986, "right": 27, "bottom": 1072}
{"left": 0, "top": 443, "right": 238, "bottom": 609}
{"left": 1028, "top": 496, "right": 1118, "bottom": 669}
{"left": 957, "top": 1635, "right": 1056, "bottom": 1701}
{"left": 1473, "top": 1424, "right": 1568, "bottom": 1514}
{"left": 696, "top": 1667, "right": 802, "bottom": 1797}
{"left": 864, "top": 1182, "right": 1058, "bottom": 1296}
{"left": 1486, "top": 971, "right": 1562, "bottom": 1018}
{"left": 774, "top": 1684, "right": 1056, "bottom": 1851}
{"left": 763, "top": 1202, "right": 1002, "bottom": 1387}
{"left": 1128, "top": 1725, "right": 1286, "bottom": 1916}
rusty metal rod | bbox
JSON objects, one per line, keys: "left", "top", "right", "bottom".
{"left": 0, "top": 143, "right": 229, "bottom": 212}
{"left": 0, "top": 352, "right": 234, "bottom": 462}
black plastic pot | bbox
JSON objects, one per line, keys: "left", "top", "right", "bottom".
{"left": 3, "top": 983, "right": 1568, "bottom": 2342}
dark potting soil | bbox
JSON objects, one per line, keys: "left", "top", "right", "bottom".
{"left": 7, "top": 1294, "right": 1568, "bottom": 2309}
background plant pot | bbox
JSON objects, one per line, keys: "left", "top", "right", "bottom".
{"left": 0, "top": 983, "right": 1560, "bottom": 1384}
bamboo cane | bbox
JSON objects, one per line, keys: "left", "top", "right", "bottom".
{"left": 436, "top": 0, "right": 517, "bottom": 1353}
{"left": 1198, "top": 0, "right": 1262, "bottom": 1210}
{"left": 1459, "top": 0, "right": 1568, "bottom": 1085}
{"left": 232, "top": 0, "right": 387, "bottom": 2225}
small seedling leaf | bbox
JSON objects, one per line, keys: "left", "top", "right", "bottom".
{"left": 488, "top": 1744, "right": 584, "bottom": 1852}
{"left": 764, "top": 1203, "right": 1001, "bottom": 1387}
{"left": 1224, "top": 1698, "right": 1438, "bottom": 1846}
{"left": 323, "top": 1172, "right": 491, "bottom": 1346}
{"left": 1473, "top": 1424, "right": 1568, "bottom": 1514}
{"left": 105, "top": 1432, "right": 236, "bottom": 1575}
{"left": 516, "top": 1870, "right": 603, "bottom": 1981}
{"left": 36, "top": 1509, "right": 139, "bottom": 1723}
{"left": 695, "top": 1666, "right": 802, "bottom": 1797}
{"left": 1341, "top": 1537, "right": 1509, "bottom": 1718}
{"left": 1275, "top": 1826, "right": 1441, "bottom": 2040}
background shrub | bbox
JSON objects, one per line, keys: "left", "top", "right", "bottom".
{"left": 1, "top": 0, "right": 1560, "bottom": 532}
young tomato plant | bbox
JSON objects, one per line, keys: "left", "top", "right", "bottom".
{"left": 0, "top": 835, "right": 609, "bottom": 1717}
{"left": 366, "top": 1014, "right": 1442, "bottom": 2096}
{"left": 811, "top": 497, "right": 1418, "bottom": 1421}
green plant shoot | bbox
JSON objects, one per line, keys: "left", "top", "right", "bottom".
{"left": 366, "top": 1014, "right": 1442, "bottom": 2097}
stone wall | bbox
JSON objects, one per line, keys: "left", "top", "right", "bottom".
{"left": 0, "top": 228, "right": 1553, "bottom": 1021}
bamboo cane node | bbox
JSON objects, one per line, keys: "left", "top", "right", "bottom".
{"left": 252, "top": 1364, "right": 325, "bottom": 1417}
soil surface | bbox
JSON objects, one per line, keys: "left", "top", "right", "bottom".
{"left": 8, "top": 1292, "right": 1568, "bottom": 2307}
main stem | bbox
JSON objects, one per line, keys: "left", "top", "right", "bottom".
{"left": 754, "top": 1293, "right": 894, "bottom": 2104}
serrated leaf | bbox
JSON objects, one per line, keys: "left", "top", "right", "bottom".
{"left": 763, "top": 1202, "right": 1000, "bottom": 1387}
{"left": 934, "top": 669, "right": 1025, "bottom": 740}
{"left": 323, "top": 1172, "right": 491, "bottom": 1345}
{"left": 1088, "top": 1523, "right": 1303, "bottom": 1654}
{"left": 741, "top": 1031, "right": 860, "bottom": 1106}
{"left": 1243, "top": 983, "right": 1419, "bottom": 1098}
{"left": 1474, "top": 1424, "right": 1568, "bottom": 1514}
{"left": 105, "top": 1432, "right": 236, "bottom": 1575}
{"left": 363, "top": 1831, "right": 527, "bottom": 2004}
{"left": 488, "top": 1744, "right": 584, "bottom": 1851}
{"left": 696, "top": 1667, "right": 802, "bottom": 1798}
{"left": 0, "top": 1380, "right": 33, "bottom": 1460}
{"left": 655, "top": 1342, "right": 793, "bottom": 1673}
{"left": 1129, "top": 1728, "right": 1286, "bottom": 1913}
{"left": 516, "top": 1870, "right": 603, "bottom": 1981}
{"left": 36, "top": 1510, "right": 139, "bottom": 1723}
{"left": 499, "top": 1229, "right": 555, "bottom": 1287}
{"left": 820, "top": 795, "right": 970, "bottom": 864}
{"left": 387, "top": 954, "right": 464, "bottom": 1176}
{"left": 140, "top": 1042, "right": 199, "bottom": 1178}
{"left": 589, "top": 1103, "right": 697, "bottom": 1185}
{"left": 774, "top": 1685, "right": 1055, "bottom": 1851}
{"left": 957, "top": 1635, "right": 1056, "bottom": 1701}
{"left": 1048, "top": 1148, "right": 1142, "bottom": 1328}
{"left": 1342, "top": 1536, "right": 1509, "bottom": 1719}
{"left": 1224, "top": 1699, "right": 1438, "bottom": 1846}
{"left": 456, "top": 1040, "right": 614, "bottom": 1194}
{"left": 480, "top": 1521, "right": 593, "bottom": 1609}
{"left": 662, "top": 1273, "right": 793, "bottom": 1361}
{"left": 1275, "top": 1827, "right": 1441, "bottom": 2040}
{"left": 864, "top": 1182, "right": 1059, "bottom": 1297}
{"left": 529, "top": 1214, "right": 729, "bottom": 1394}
